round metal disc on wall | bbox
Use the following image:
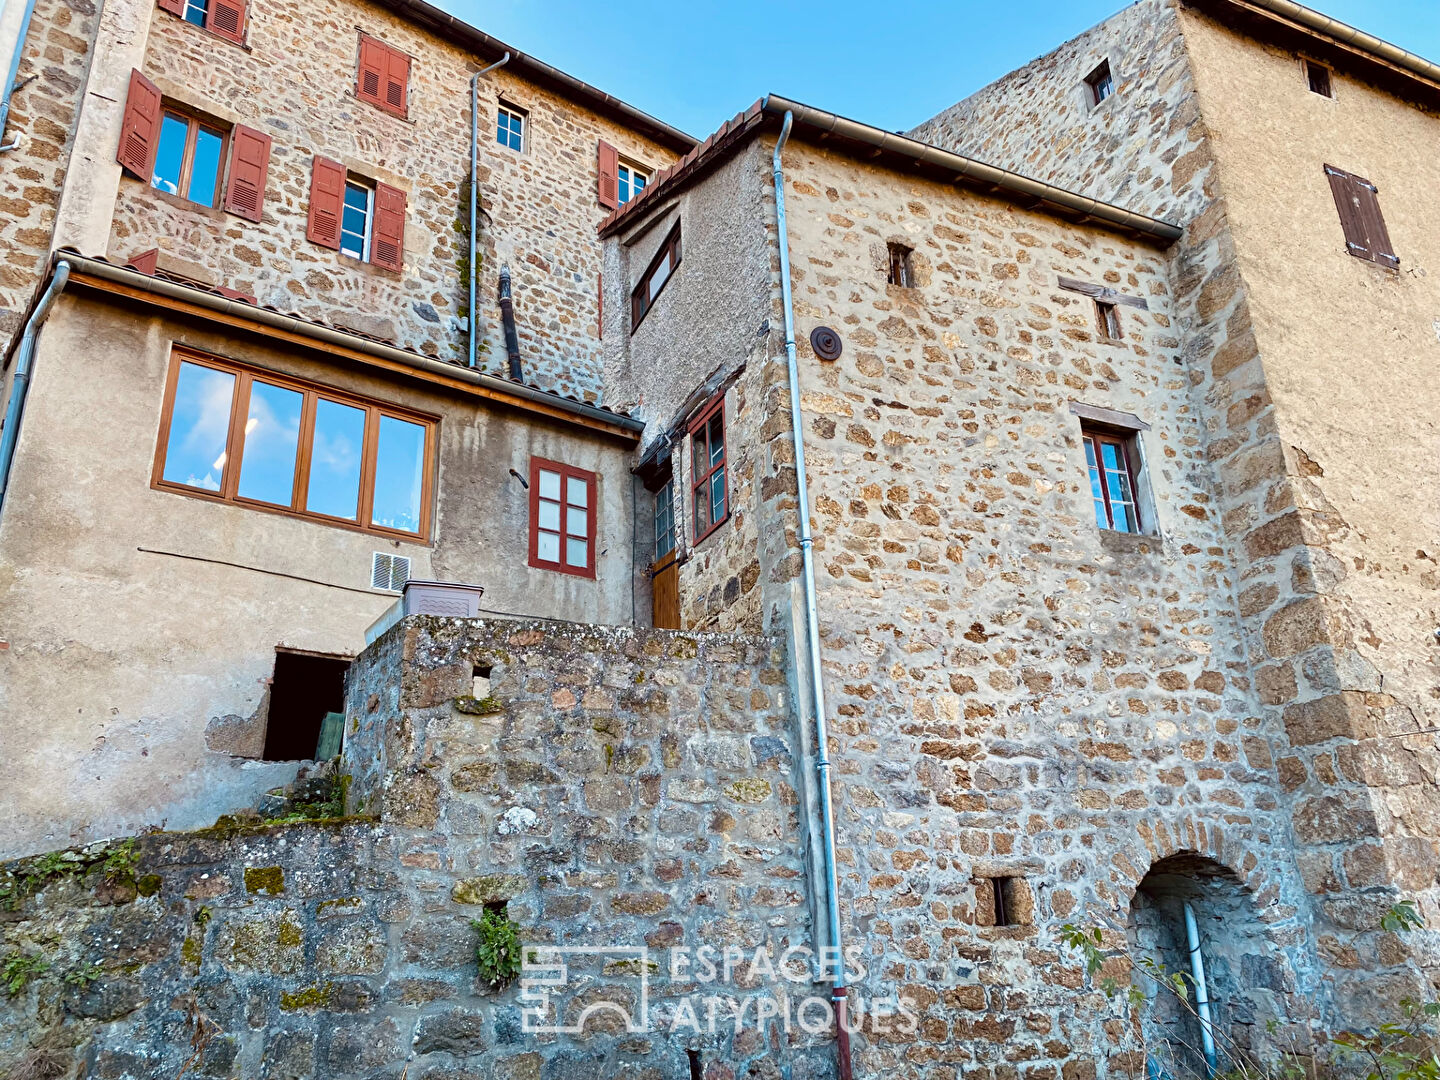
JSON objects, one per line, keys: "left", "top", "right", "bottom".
{"left": 809, "top": 326, "right": 843, "bottom": 361}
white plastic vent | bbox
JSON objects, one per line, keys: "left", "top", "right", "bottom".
{"left": 371, "top": 552, "right": 411, "bottom": 593}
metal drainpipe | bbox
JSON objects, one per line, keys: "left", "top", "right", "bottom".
{"left": 0, "top": 0, "right": 40, "bottom": 152}
{"left": 0, "top": 259, "right": 70, "bottom": 514}
{"left": 469, "top": 51, "right": 510, "bottom": 368}
{"left": 1183, "top": 901, "right": 1218, "bottom": 1078}
{"left": 772, "top": 110, "right": 852, "bottom": 1080}
{"left": 497, "top": 265, "right": 523, "bottom": 381}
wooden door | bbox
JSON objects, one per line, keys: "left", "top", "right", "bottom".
{"left": 652, "top": 550, "right": 680, "bottom": 630}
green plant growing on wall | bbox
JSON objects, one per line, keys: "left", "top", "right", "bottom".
{"left": 472, "top": 904, "right": 521, "bottom": 989}
{"left": 1060, "top": 900, "right": 1440, "bottom": 1080}
{"left": 2, "top": 952, "right": 50, "bottom": 996}
{"left": 63, "top": 964, "right": 103, "bottom": 989}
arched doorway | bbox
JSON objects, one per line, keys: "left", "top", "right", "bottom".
{"left": 1128, "top": 852, "right": 1294, "bottom": 1078}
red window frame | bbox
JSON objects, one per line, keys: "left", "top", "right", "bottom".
{"left": 689, "top": 395, "right": 728, "bottom": 544}
{"left": 528, "top": 457, "right": 598, "bottom": 579}
{"left": 1082, "top": 427, "right": 1141, "bottom": 534}
{"left": 631, "top": 224, "right": 681, "bottom": 332}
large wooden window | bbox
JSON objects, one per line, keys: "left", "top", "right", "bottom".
{"left": 1325, "top": 164, "right": 1398, "bottom": 268}
{"left": 1082, "top": 426, "right": 1141, "bottom": 534}
{"left": 152, "top": 108, "right": 226, "bottom": 207}
{"left": 153, "top": 348, "right": 435, "bottom": 540}
{"left": 631, "top": 224, "right": 681, "bottom": 331}
{"left": 529, "top": 458, "right": 597, "bottom": 578}
{"left": 689, "top": 396, "right": 727, "bottom": 544}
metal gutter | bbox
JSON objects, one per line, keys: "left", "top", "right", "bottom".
{"left": 762, "top": 96, "right": 1183, "bottom": 243}
{"left": 1220, "top": 0, "right": 1440, "bottom": 87}
{"left": 45, "top": 254, "right": 643, "bottom": 436}
{"left": 0, "top": 259, "right": 70, "bottom": 515}
{"left": 376, "top": 0, "right": 695, "bottom": 153}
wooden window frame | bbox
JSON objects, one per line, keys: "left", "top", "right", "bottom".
{"left": 688, "top": 394, "right": 728, "bottom": 545}
{"left": 1305, "top": 60, "right": 1334, "bottom": 98}
{"left": 617, "top": 160, "right": 650, "bottom": 205}
{"left": 1095, "top": 299, "right": 1122, "bottom": 342}
{"left": 497, "top": 103, "right": 526, "bottom": 152}
{"left": 340, "top": 178, "right": 374, "bottom": 262}
{"left": 528, "top": 457, "right": 598, "bottom": 579}
{"left": 1081, "top": 424, "right": 1142, "bottom": 535}
{"left": 654, "top": 473, "right": 676, "bottom": 562}
{"left": 886, "top": 242, "right": 913, "bottom": 288}
{"left": 1085, "top": 60, "right": 1114, "bottom": 107}
{"left": 152, "top": 106, "right": 228, "bottom": 209}
{"left": 151, "top": 346, "right": 437, "bottom": 542}
{"left": 631, "top": 223, "right": 682, "bottom": 332}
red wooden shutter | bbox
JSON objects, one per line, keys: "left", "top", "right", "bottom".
{"left": 127, "top": 248, "right": 159, "bottom": 275}
{"left": 156, "top": 0, "right": 184, "bottom": 17}
{"left": 223, "top": 124, "right": 271, "bottom": 222}
{"left": 597, "top": 140, "right": 619, "bottom": 209}
{"left": 116, "top": 70, "right": 162, "bottom": 180}
{"left": 356, "top": 36, "right": 385, "bottom": 108}
{"left": 371, "top": 182, "right": 406, "bottom": 271}
{"left": 206, "top": 0, "right": 246, "bottom": 43}
{"left": 384, "top": 47, "right": 409, "bottom": 116}
{"left": 306, "top": 156, "right": 346, "bottom": 249}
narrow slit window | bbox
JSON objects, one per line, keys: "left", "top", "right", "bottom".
{"left": 631, "top": 224, "right": 682, "bottom": 330}
{"left": 151, "top": 109, "right": 226, "bottom": 208}
{"left": 497, "top": 104, "right": 525, "bottom": 152}
{"left": 1306, "top": 61, "right": 1333, "bottom": 98}
{"left": 1085, "top": 60, "right": 1114, "bottom": 106}
{"left": 529, "top": 458, "right": 597, "bottom": 578}
{"left": 655, "top": 476, "right": 676, "bottom": 561}
{"left": 689, "top": 396, "right": 727, "bottom": 544}
{"left": 1095, "top": 300, "right": 1122, "bottom": 342}
{"left": 1082, "top": 426, "right": 1141, "bottom": 534}
{"left": 886, "top": 242, "right": 913, "bottom": 288}
{"left": 340, "top": 179, "right": 373, "bottom": 261}
{"left": 990, "top": 877, "right": 1020, "bottom": 927}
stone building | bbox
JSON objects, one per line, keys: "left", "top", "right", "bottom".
{"left": 2, "top": 0, "right": 1439, "bottom": 1077}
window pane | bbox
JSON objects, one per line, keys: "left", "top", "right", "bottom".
{"left": 538, "top": 469, "right": 561, "bottom": 501}
{"left": 1110, "top": 502, "right": 1133, "bottom": 532}
{"left": 692, "top": 432, "right": 706, "bottom": 477}
{"left": 566, "top": 537, "right": 588, "bottom": 568}
{"left": 710, "top": 468, "right": 726, "bottom": 523}
{"left": 708, "top": 415, "right": 724, "bottom": 465}
{"left": 341, "top": 183, "right": 369, "bottom": 260}
{"left": 567, "top": 477, "right": 587, "bottom": 507}
{"left": 566, "top": 506, "right": 587, "bottom": 537}
{"left": 1093, "top": 498, "right": 1110, "bottom": 530}
{"left": 162, "top": 362, "right": 235, "bottom": 492}
{"left": 306, "top": 398, "right": 366, "bottom": 520}
{"left": 634, "top": 173, "right": 646, "bottom": 193}
{"left": 537, "top": 530, "right": 560, "bottom": 563}
{"left": 236, "top": 380, "right": 303, "bottom": 506}
{"left": 183, "top": 0, "right": 207, "bottom": 25}
{"left": 152, "top": 114, "right": 189, "bottom": 197}
{"left": 538, "top": 499, "right": 560, "bottom": 531}
{"left": 371, "top": 415, "right": 425, "bottom": 533}
{"left": 186, "top": 126, "right": 223, "bottom": 207}
{"left": 649, "top": 253, "right": 671, "bottom": 300}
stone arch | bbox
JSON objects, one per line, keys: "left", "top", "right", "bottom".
{"left": 1126, "top": 851, "right": 1298, "bottom": 1079}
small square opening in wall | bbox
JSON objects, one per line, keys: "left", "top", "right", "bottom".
{"left": 473, "top": 664, "right": 492, "bottom": 698}
{"left": 886, "top": 242, "right": 914, "bottom": 288}
{"left": 1085, "top": 59, "right": 1114, "bottom": 106}
{"left": 978, "top": 875, "right": 1032, "bottom": 927}
{"left": 1095, "top": 300, "right": 1122, "bottom": 342}
{"left": 1306, "top": 60, "right": 1333, "bottom": 98}
{"left": 261, "top": 651, "right": 352, "bottom": 761}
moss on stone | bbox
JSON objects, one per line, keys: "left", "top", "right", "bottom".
{"left": 180, "top": 935, "right": 203, "bottom": 969}
{"left": 244, "top": 866, "right": 285, "bottom": 895}
{"left": 277, "top": 920, "right": 303, "bottom": 949}
{"left": 316, "top": 896, "right": 363, "bottom": 917}
{"left": 454, "top": 695, "right": 503, "bottom": 715}
{"left": 280, "top": 982, "right": 335, "bottom": 1011}
{"left": 452, "top": 874, "right": 528, "bottom": 906}
{"left": 135, "top": 874, "right": 162, "bottom": 897}
{"left": 723, "top": 778, "right": 773, "bottom": 804}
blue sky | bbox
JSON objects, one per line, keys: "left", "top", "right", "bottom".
{"left": 442, "top": 0, "right": 1440, "bottom": 138}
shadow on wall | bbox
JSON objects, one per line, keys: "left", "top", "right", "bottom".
{"left": 1129, "top": 853, "right": 1297, "bottom": 1078}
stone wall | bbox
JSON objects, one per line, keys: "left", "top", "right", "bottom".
{"left": 0, "top": 0, "right": 97, "bottom": 349}
{"left": 0, "top": 617, "right": 831, "bottom": 1079}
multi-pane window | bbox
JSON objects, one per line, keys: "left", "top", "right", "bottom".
{"left": 183, "top": 0, "right": 208, "bottom": 26}
{"left": 340, "top": 180, "right": 373, "bottom": 261}
{"left": 497, "top": 104, "right": 525, "bottom": 151}
{"left": 152, "top": 110, "right": 225, "bottom": 207}
{"left": 1082, "top": 427, "right": 1140, "bottom": 534}
{"left": 529, "top": 459, "right": 596, "bottom": 578}
{"left": 690, "top": 397, "right": 727, "bottom": 543}
{"left": 618, "top": 162, "right": 648, "bottom": 205}
{"left": 1085, "top": 60, "right": 1114, "bottom": 106}
{"left": 631, "top": 225, "right": 682, "bottom": 330}
{"left": 887, "top": 242, "right": 913, "bottom": 287}
{"left": 655, "top": 476, "right": 675, "bottom": 561}
{"left": 1096, "top": 300, "right": 1122, "bottom": 341}
{"left": 154, "top": 348, "right": 434, "bottom": 538}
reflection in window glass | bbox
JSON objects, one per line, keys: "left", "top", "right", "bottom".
{"left": 163, "top": 361, "right": 236, "bottom": 491}
{"left": 654, "top": 478, "right": 675, "bottom": 560}
{"left": 152, "top": 114, "right": 189, "bottom": 197}
{"left": 305, "top": 398, "right": 366, "bottom": 520}
{"left": 188, "top": 126, "right": 224, "bottom": 207}
{"left": 341, "top": 181, "right": 372, "bottom": 260}
{"left": 371, "top": 415, "right": 425, "bottom": 532}
{"left": 236, "top": 381, "right": 303, "bottom": 505}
